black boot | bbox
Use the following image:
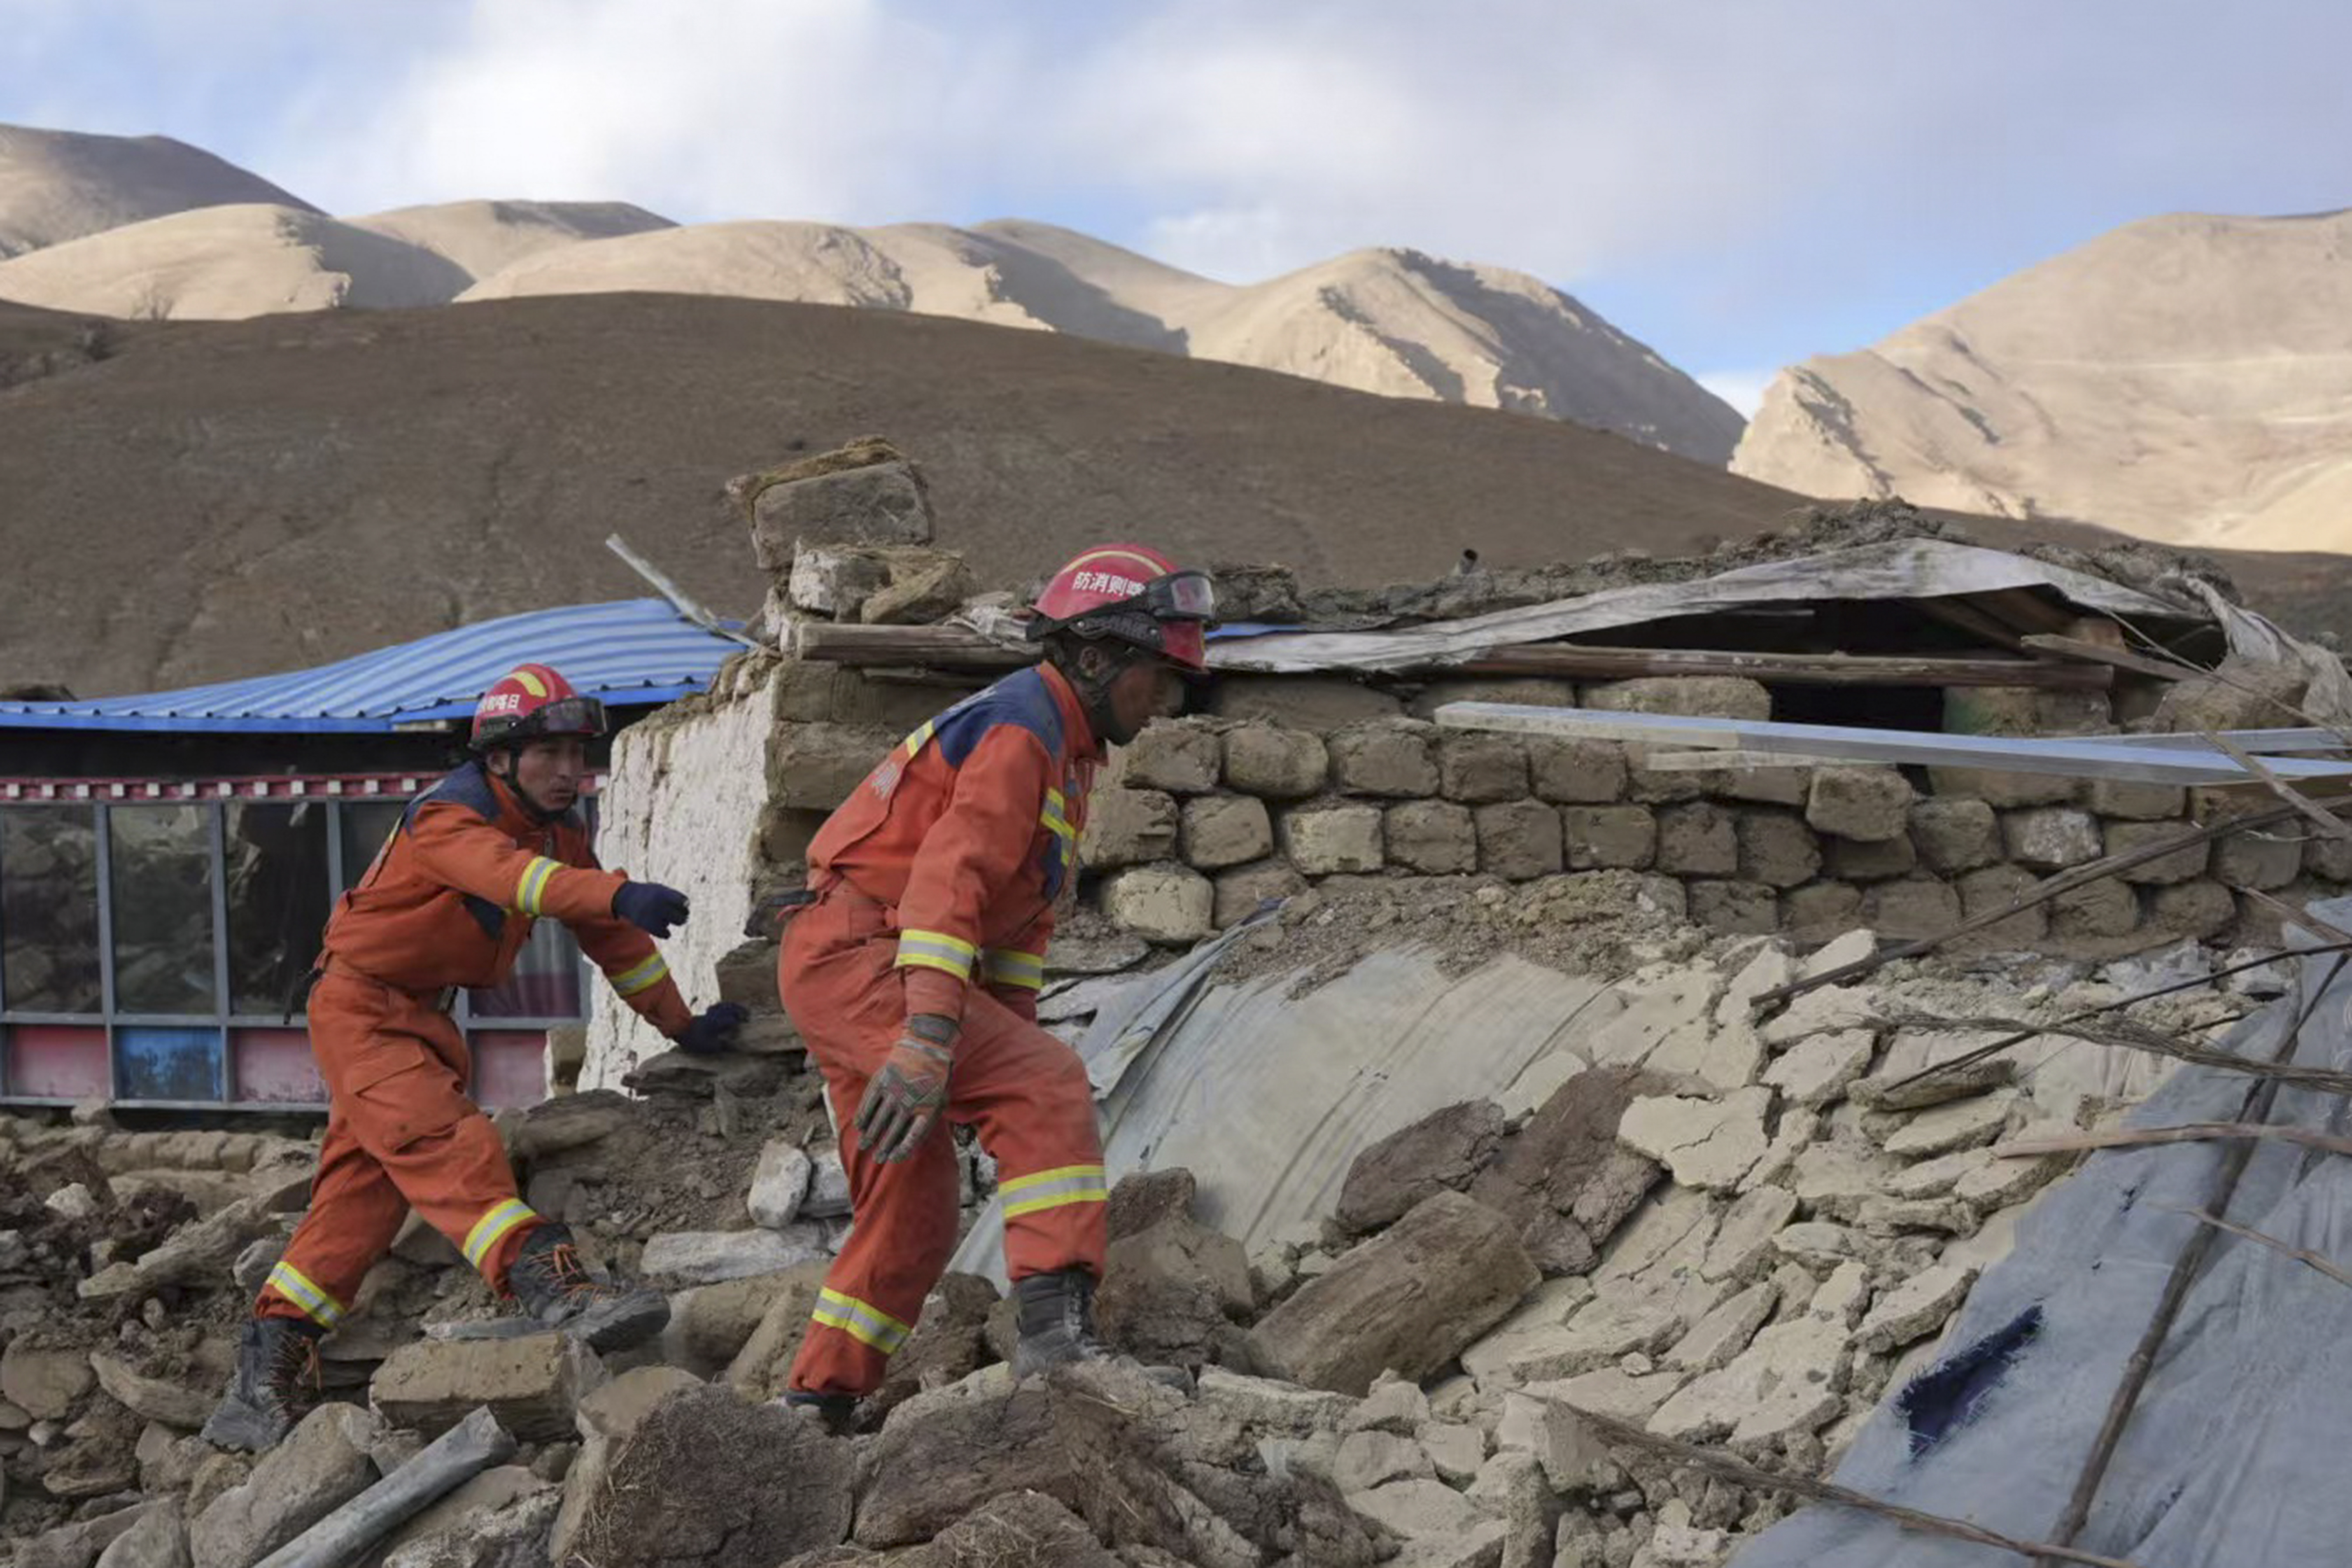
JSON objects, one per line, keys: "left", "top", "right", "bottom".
{"left": 781, "top": 1390, "right": 858, "bottom": 1437}
{"left": 1011, "top": 1268, "right": 1112, "bottom": 1378}
{"left": 506, "top": 1223, "right": 670, "bottom": 1351}
{"left": 201, "top": 1317, "right": 324, "bottom": 1452}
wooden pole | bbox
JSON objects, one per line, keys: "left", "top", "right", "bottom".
{"left": 2037, "top": 956, "right": 2345, "bottom": 1564}
{"left": 1546, "top": 1407, "right": 2156, "bottom": 1568}
{"left": 791, "top": 619, "right": 2114, "bottom": 688}
{"left": 1454, "top": 644, "right": 2112, "bottom": 688}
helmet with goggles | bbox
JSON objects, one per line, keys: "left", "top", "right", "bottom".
{"left": 1026, "top": 544, "right": 1216, "bottom": 673}
{"left": 470, "top": 664, "right": 608, "bottom": 752}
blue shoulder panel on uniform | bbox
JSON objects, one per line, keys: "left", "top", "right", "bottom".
{"left": 402, "top": 760, "right": 500, "bottom": 831}
{"left": 461, "top": 894, "right": 508, "bottom": 942}
{"left": 931, "top": 667, "right": 1065, "bottom": 769}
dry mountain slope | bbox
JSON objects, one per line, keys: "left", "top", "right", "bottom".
{"left": 0, "top": 292, "right": 1797, "bottom": 695}
{"left": 1733, "top": 209, "right": 2352, "bottom": 553}
{"left": 0, "top": 203, "right": 477, "bottom": 318}
{"left": 0, "top": 123, "right": 1739, "bottom": 461}
{"left": 348, "top": 198, "right": 678, "bottom": 281}
{"left": 461, "top": 218, "right": 1747, "bottom": 462}
{"left": 0, "top": 123, "right": 313, "bottom": 256}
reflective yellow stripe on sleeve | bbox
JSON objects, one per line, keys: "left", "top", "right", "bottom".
{"left": 1039, "top": 787, "right": 1074, "bottom": 846}
{"left": 982, "top": 949, "right": 1047, "bottom": 991}
{"left": 895, "top": 928, "right": 976, "bottom": 980}
{"left": 512, "top": 856, "right": 563, "bottom": 915}
{"left": 263, "top": 1261, "right": 345, "bottom": 1328}
{"left": 462, "top": 1199, "right": 539, "bottom": 1271}
{"left": 999, "top": 1162, "right": 1109, "bottom": 1220}
{"left": 810, "top": 1287, "right": 912, "bottom": 1354}
{"left": 607, "top": 952, "right": 670, "bottom": 997}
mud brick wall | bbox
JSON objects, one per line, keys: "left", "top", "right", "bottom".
{"left": 587, "top": 658, "right": 2350, "bottom": 1083}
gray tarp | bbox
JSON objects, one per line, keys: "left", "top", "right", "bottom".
{"left": 949, "top": 942, "right": 1612, "bottom": 1282}
{"left": 1199, "top": 539, "right": 2198, "bottom": 674}
{"left": 1732, "top": 902, "right": 2352, "bottom": 1568}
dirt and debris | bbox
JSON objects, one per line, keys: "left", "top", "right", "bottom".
{"left": 0, "top": 859, "right": 2310, "bottom": 1568}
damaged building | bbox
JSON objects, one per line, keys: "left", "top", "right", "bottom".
{"left": 5, "top": 438, "right": 2351, "bottom": 1568}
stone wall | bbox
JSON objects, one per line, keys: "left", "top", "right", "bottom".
{"left": 585, "top": 659, "right": 2347, "bottom": 1084}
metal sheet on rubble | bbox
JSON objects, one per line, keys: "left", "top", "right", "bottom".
{"left": 1202, "top": 539, "right": 2199, "bottom": 674}
{"left": 1733, "top": 909, "right": 2352, "bottom": 1568}
{"left": 949, "top": 945, "right": 1613, "bottom": 1283}
{"left": 1436, "top": 704, "right": 2352, "bottom": 788}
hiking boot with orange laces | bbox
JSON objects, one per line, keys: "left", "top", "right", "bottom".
{"left": 506, "top": 1222, "right": 669, "bottom": 1351}
{"left": 201, "top": 1316, "right": 324, "bottom": 1452}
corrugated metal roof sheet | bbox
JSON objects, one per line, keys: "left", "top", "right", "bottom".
{"left": 0, "top": 599, "right": 742, "bottom": 733}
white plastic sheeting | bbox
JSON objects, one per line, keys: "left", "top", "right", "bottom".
{"left": 949, "top": 939, "right": 1613, "bottom": 1282}
{"left": 1732, "top": 902, "right": 2352, "bottom": 1568}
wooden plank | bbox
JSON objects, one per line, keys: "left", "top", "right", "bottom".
{"left": 1457, "top": 644, "right": 2111, "bottom": 688}
{"left": 1965, "top": 586, "right": 2079, "bottom": 635}
{"left": 792, "top": 621, "right": 1029, "bottom": 668}
{"left": 2021, "top": 633, "right": 2196, "bottom": 682}
{"left": 1904, "top": 595, "right": 2034, "bottom": 652}
{"left": 1434, "top": 704, "right": 2352, "bottom": 788}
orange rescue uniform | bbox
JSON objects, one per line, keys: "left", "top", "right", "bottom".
{"left": 257, "top": 760, "right": 690, "bottom": 1332}
{"left": 784, "top": 662, "right": 1109, "bottom": 1396}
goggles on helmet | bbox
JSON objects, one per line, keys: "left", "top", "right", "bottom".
{"left": 1144, "top": 569, "right": 1217, "bottom": 624}
{"left": 475, "top": 694, "right": 609, "bottom": 750}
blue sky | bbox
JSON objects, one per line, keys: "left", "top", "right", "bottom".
{"left": 5, "top": 0, "right": 2348, "bottom": 413}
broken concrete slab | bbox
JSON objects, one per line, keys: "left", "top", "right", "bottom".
{"left": 190, "top": 1403, "right": 381, "bottom": 1568}
{"left": 641, "top": 1225, "right": 829, "bottom": 1283}
{"left": 1250, "top": 1191, "right": 1539, "bottom": 1397}
{"left": 1850, "top": 1028, "right": 2018, "bottom": 1111}
{"left": 371, "top": 1332, "right": 603, "bottom": 1443}
{"left": 89, "top": 1352, "right": 212, "bottom": 1431}
{"left": 1878, "top": 1092, "right": 2018, "bottom": 1159}
{"left": 3, "top": 1339, "right": 94, "bottom": 1420}
{"left": 1617, "top": 1087, "right": 1772, "bottom": 1192}
{"left": 1760, "top": 1028, "right": 1875, "bottom": 1107}
{"left": 1854, "top": 1263, "right": 1978, "bottom": 1353}
{"left": 1337, "top": 1100, "right": 1506, "bottom": 1236}
{"left": 746, "top": 1139, "right": 813, "bottom": 1230}
{"left": 1645, "top": 1314, "right": 1849, "bottom": 1448}
{"left": 1700, "top": 1186, "right": 1799, "bottom": 1285}
{"left": 1664, "top": 1281, "right": 1779, "bottom": 1375}
{"left": 1334, "top": 1428, "right": 1435, "bottom": 1493}
{"left": 1192, "top": 1367, "right": 1357, "bottom": 1436}
{"left": 1789, "top": 1140, "right": 1907, "bottom": 1224}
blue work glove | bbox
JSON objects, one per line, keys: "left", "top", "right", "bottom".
{"left": 612, "top": 880, "right": 690, "bottom": 938}
{"left": 673, "top": 1003, "right": 749, "bottom": 1056}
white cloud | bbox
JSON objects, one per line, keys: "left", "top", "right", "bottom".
{"left": 15, "top": 0, "right": 2352, "bottom": 371}
{"left": 1694, "top": 370, "right": 1777, "bottom": 421}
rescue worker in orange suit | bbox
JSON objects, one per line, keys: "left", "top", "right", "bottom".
{"left": 204, "top": 664, "right": 747, "bottom": 1451}
{"left": 778, "top": 545, "right": 1216, "bottom": 1432}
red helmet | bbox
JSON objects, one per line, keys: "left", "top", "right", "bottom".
{"left": 1028, "top": 544, "right": 1216, "bottom": 673}
{"left": 470, "top": 664, "right": 608, "bottom": 751}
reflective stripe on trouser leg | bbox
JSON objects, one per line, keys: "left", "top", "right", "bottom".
{"left": 262, "top": 1260, "right": 346, "bottom": 1329}
{"left": 999, "top": 1163, "right": 1107, "bottom": 1219}
{"left": 809, "top": 1288, "right": 913, "bottom": 1354}
{"left": 463, "top": 1198, "right": 539, "bottom": 1273}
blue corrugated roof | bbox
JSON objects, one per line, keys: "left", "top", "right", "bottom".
{"left": 0, "top": 599, "right": 744, "bottom": 733}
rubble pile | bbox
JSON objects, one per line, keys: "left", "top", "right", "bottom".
{"left": 2, "top": 889, "right": 2291, "bottom": 1566}
{"left": 586, "top": 437, "right": 2349, "bottom": 1087}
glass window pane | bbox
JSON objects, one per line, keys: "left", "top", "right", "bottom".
{"left": 338, "top": 802, "right": 407, "bottom": 892}
{"left": 227, "top": 802, "right": 332, "bottom": 1016}
{"left": 1, "top": 806, "right": 104, "bottom": 1014}
{"left": 470, "top": 916, "right": 585, "bottom": 1020}
{"left": 110, "top": 805, "right": 218, "bottom": 1016}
